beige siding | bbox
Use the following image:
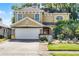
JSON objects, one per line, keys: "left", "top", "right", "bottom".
{"left": 15, "top": 11, "right": 43, "bottom": 23}
{"left": 25, "top": 13, "right": 34, "bottom": 19}
{"left": 43, "top": 13, "right": 54, "bottom": 22}
{"left": 53, "top": 13, "right": 70, "bottom": 22}
{"left": 14, "top": 9, "right": 70, "bottom": 25}
{"left": 25, "top": 12, "right": 43, "bottom": 22}
{"left": 42, "top": 13, "right": 70, "bottom": 23}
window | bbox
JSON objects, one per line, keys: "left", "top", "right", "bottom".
{"left": 56, "top": 16, "right": 63, "bottom": 20}
{"left": 17, "top": 14, "right": 22, "bottom": 20}
{"left": 34, "top": 14, "right": 40, "bottom": 21}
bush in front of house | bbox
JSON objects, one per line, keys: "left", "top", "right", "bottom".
{"left": 52, "top": 20, "right": 79, "bottom": 43}
{"left": 0, "top": 35, "right": 4, "bottom": 39}
{"left": 39, "top": 37, "right": 48, "bottom": 42}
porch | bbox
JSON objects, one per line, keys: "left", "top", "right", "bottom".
{"left": 0, "top": 26, "right": 11, "bottom": 39}
{"left": 39, "top": 27, "right": 52, "bottom": 40}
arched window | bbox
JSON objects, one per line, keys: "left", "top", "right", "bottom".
{"left": 56, "top": 16, "right": 63, "bottom": 20}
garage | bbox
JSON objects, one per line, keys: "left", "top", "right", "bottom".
{"left": 11, "top": 17, "right": 44, "bottom": 40}
{"left": 15, "top": 28, "right": 40, "bottom": 39}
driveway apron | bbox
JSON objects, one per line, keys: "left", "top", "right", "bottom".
{"left": 0, "top": 41, "right": 48, "bottom": 56}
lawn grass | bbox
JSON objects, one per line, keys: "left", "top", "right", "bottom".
{"left": 48, "top": 43, "right": 79, "bottom": 51}
{"left": 50, "top": 53, "right": 79, "bottom": 56}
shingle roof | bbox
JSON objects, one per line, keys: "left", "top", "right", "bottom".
{"left": 15, "top": 7, "right": 44, "bottom": 12}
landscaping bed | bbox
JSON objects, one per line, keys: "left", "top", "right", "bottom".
{"left": 50, "top": 53, "right": 79, "bottom": 56}
{"left": 48, "top": 43, "right": 79, "bottom": 51}
{"left": 0, "top": 38, "right": 7, "bottom": 43}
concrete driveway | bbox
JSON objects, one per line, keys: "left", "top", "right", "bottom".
{"left": 0, "top": 40, "right": 48, "bottom": 56}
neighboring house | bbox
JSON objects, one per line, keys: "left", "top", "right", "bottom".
{"left": 0, "top": 19, "right": 11, "bottom": 39}
{"left": 11, "top": 7, "right": 70, "bottom": 40}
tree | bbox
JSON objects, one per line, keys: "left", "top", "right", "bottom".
{"left": 12, "top": 16, "right": 15, "bottom": 23}
{"left": 21, "top": 3, "right": 32, "bottom": 8}
{"left": 12, "top": 3, "right": 32, "bottom": 10}
{"left": 12, "top": 4, "right": 22, "bottom": 10}
{"left": 53, "top": 20, "right": 79, "bottom": 41}
{"left": 43, "top": 3, "right": 77, "bottom": 19}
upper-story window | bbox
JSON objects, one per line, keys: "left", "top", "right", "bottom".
{"left": 56, "top": 16, "right": 63, "bottom": 20}
{"left": 17, "top": 14, "right": 23, "bottom": 20}
{"left": 34, "top": 14, "right": 40, "bottom": 21}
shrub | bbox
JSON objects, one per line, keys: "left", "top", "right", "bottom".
{"left": 39, "top": 37, "right": 48, "bottom": 42}
{"left": 0, "top": 35, "right": 4, "bottom": 39}
{"left": 52, "top": 20, "right": 79, "bottom": 41}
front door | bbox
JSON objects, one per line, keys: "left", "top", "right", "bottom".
{"left": 43, "top": 27, "right": 50, "bottom": 35}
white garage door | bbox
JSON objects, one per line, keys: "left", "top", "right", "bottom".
{"left": 15, "top": 28, "right": 40, "bottom": 39}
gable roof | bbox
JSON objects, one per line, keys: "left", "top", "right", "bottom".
{"left": 11, "top": 17, "right": 45, "bottom": 28}
{"left": 15, "top": 7, "right": 44, "bottom": 13}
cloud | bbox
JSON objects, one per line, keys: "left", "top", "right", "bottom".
{"left": 0, "top": 10, "right": 5, "bottom": 15}
{"left": 0, "top": 10, "right": 6, "bottom": 20}
{"left": 9, "top": 11, "right": 13, "bottom": 15}
{"left": 0, "top": 10, "right": 13, "bottom": 26}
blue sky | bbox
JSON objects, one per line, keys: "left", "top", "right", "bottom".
{"left": 0, "top": 3, "right": 13, "bottom": 26}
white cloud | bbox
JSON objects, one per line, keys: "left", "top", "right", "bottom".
{"left": 9, "top": 11, "right": 13, "bottom": 15}
{"left": 0, "top": 10, "right": 5, "bottom": 15}
{"left": 0, "top": 10, "right": 13, "bottom": 26}
{"left": 3, "top": 18, "right": 11, "bottom": 27}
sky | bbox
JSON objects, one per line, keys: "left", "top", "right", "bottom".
{"left": 0, "top": 3, "right": 13, "bottom": 26}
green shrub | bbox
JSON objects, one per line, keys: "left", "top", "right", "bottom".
{"left": 0, "top": 35, "right": 4, "bottom": 39}
{"left": 39, "top": 37, "right": 48, "bottom": 42}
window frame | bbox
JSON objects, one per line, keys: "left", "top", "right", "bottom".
{"left": 56, "top": 16, "right": 63, "bottom": 20}
{"left": 17, "top": 13, "right": 23, "bottom": 20}
{"left": 34, "top": 13, "right": 40, "bottom": 21}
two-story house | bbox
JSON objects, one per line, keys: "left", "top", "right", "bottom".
{"left": 11, "top": 7, "right": 70, "bottom": 40}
